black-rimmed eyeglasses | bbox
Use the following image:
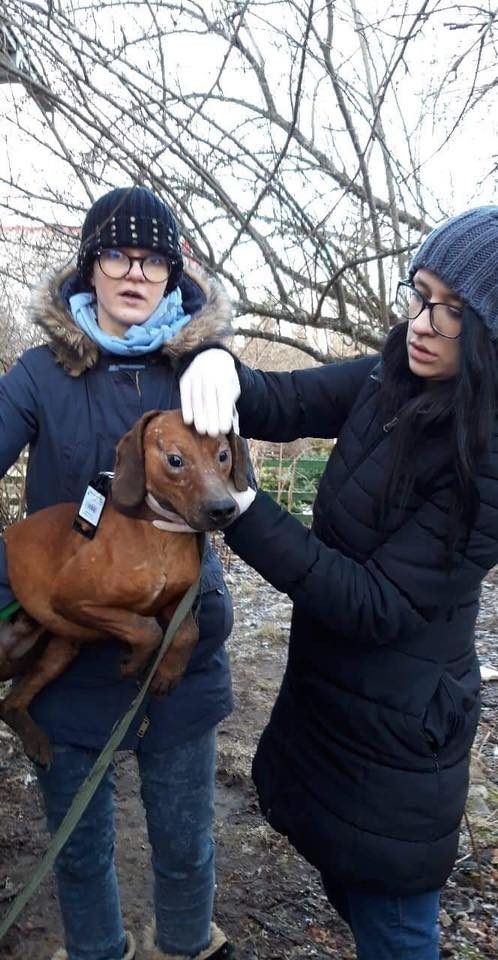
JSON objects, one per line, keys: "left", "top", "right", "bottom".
{"left": 97, "top": 248, "right": 169, "bottom": 283}
{"left": 395, "top": 280, "right": 463, "bottom": 340}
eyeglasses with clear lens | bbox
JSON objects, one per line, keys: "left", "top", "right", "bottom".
{"left": 395, "top": 281, "right": 463, "bottom": 340}
{"left": 98, "top": 249, "right": 169, "bottom": 283}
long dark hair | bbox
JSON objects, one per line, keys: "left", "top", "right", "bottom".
{"left": 379, "top": 311, "right": 498, "bottom": 558}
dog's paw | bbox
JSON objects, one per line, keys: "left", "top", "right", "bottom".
{"left": 25, "top": 730, "right": 53, "bottom": 770}
{"left": 149, "top": 671, "right": 181, "bottom": 696}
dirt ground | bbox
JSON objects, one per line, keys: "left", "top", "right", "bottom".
{"left": 0, "top": 552, "right": 497, "bottom": 960}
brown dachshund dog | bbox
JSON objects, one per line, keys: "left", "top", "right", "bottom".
{"left": 0, "top": 409, "right": 247, "bottom": 767}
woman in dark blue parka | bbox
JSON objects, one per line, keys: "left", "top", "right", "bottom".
{"left": 0, "top": 187, "right": 236, "bottom": 960}
{"left": 180, "top": 207, "right": 498, "bottom": 960}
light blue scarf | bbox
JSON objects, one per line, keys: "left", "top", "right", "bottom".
{"left": 69, "top": 288, "right": 191, "bottom": 356}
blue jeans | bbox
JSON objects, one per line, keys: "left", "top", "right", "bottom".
{"left": 322, "top": 876, "right": 440, "bottom": 960}
{"left": 36, "top": 728, "right": 217, "bottom": 960}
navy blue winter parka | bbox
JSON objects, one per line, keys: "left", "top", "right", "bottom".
{"left": 0, "top": 265, "right": 234, "bottom": 751}
{"left": 224, "top": 355, "right": 498, "bottom": 896}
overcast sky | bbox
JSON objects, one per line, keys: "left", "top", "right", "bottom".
{"left": 0, "top": 0, "right": 496, "bottom": 227}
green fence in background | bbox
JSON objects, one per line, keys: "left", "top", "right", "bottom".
{"left": 259, "top": 457, "right": 328, "bottom": 525}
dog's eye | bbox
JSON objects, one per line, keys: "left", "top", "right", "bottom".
{"left": 167, "top": 454, "right": 184, "bottom": 468}
{"left": 219, "top": 449, "right": 229, "bottom": 463}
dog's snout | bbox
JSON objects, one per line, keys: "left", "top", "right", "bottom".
{"left": 205, "top": 497, "right": 237, "bottom": 528}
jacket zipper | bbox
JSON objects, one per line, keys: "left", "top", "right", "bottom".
{"left": 135, "top": 370, "right": 142, "bottom": 399}
{"left": 347, "top": 416, "right": 399, "bottom": 478}
{"left": 340, "top": 373, "right": 398, "bottom": 482}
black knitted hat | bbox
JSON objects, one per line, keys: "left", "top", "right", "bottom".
{"left": 77, "top": 186, "right": 183, "bottom": 293}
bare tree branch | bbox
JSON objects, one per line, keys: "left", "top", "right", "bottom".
{"left": 0, "top": 0, "right": 495, "bottom": 362}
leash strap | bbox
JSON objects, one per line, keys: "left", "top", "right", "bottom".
{"left": 0, "top": 600, "right": 22, "bottom": 622}
{"left": 0, "top": 546, "right": 205, "bottom": 941}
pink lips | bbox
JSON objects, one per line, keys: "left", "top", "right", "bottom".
{"left": 120, "top": 289, "right": 145, "bottom": 302}
{"left": 409, "top": 341, "right": 437, "bottom": 362}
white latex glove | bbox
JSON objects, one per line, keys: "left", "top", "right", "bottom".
{"left": 226, "top": 481, "right": 256, "bottom": 518}
{"left": 180, "top": 349, "right": 240, "bottom": 437}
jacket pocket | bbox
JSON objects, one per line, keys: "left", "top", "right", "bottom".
{"left": 422, "top": 669, "right": 480, "bottom": 752}
{"left": 193, "top": 574, "right": 233, "bottom": 664}
{"left": 200, "top": 562, "right": 225, "bottom": 594}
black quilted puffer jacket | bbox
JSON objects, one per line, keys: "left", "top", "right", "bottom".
{"left": 224, "top": 354, "right": 498, "bottom": 895}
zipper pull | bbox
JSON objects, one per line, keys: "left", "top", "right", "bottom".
{"left": 383, "top": 417, "right": 399, "bottom": 433}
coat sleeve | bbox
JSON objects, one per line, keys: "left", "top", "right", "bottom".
{"left": 0, "top": 356, "right": 39, "bottom": 605}
{"left": 236, "top": 355, "right": 379, "bottom": 442}
{"left": 0, "top": 356, "right": 39, "bottom": 475}
{"left": 224, "top": 468, "right": 498, "bottom": 646}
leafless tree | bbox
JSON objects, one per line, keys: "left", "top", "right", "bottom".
{"left": 0, "top": 0, "right": 495, "bottom": 362}
{"left": 435, "top": 3, "right": 497, "bottom": 170}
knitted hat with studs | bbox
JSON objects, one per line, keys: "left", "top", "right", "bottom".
{"left": 410, "top": 206, "right": 498, "bottom": 339}
{"left": 77, "top": 186, "right": 184, "bottom": 293}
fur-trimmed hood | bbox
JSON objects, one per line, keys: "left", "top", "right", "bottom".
{"left": 30, "top": 262, "right": 233, "bottom": 377}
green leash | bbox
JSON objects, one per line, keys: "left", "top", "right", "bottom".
{"left": 0, "top": 600, "right": 21, "bottom": 622}
{"left": 0, "top": 569, "right": 202, "bottom": 942}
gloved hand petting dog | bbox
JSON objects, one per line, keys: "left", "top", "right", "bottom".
{"left": 180, "top": 348, "right": 240, "bottom": 437}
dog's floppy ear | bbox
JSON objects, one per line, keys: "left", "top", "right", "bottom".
{"left": 112, "top": 410, "right": 162, "bottom": 516}
{"left": 228, "top": 431, "right": 249, "bottom": 492}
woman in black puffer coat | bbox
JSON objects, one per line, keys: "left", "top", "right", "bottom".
{"left": 179, "top": 206, "right": 498, "bottom": 960}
